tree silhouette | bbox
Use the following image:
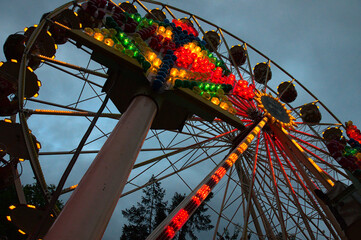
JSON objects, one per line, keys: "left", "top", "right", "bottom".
{"left": 120, "top": 175, "right": 167, "bottom": 239}
{"left": 120, "top": 177, "right": 214, "bottom": 239}
{"left": 216, "top": 225, "right": 243, "bottom": 240}
{"left": 23, "top": 182, "right": 64, "bottom": 209}
{"left": 275, "top": 232, "right": 296, "bottom": 240}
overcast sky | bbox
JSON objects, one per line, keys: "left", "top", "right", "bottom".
{"left": 1, "top": 1, "right": 361, "bottom": 239}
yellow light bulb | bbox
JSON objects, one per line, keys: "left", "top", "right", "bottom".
{"left": 147, "top": 52, "right": 157, "bottom": 62}
{"left": 225, "top": 160, "right": 233, "bottom": 167}
{"left": 229, "top": 153, "right": 238, "bottom": 163}
{"left": 188, "top": 42, "right": 196, "bottom": 50}
{"left": 194, "top": 46, "right": 201, "bottom": 53}
{"left": 149, "top": 67, "right": 158, "bottom": 73}
{"left": 94, "top": 32, "right": 104, "bottom": 42}
{"left": 158, "top": 26, "right": 165, "bottom": 34}
{"left": 165, "top": 30, "right": 172, "bottom": 38}
{"left": 179, "top": 69, "right": 186, "bottom": 79}
{"left": 211, "top": 97, "right": 220, "bottom": 105}
{"left": 153, "top": 58, "right": 162, "bottom": 68}
{"left": 170, "top": 68, "right": 178, "bottom": 77}
{"left": 220, "top": 101, "right": 229, "bottom": 111}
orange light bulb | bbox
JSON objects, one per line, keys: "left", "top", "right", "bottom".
{"left": 94, "top": 32, "right": 104, "bottom": 42}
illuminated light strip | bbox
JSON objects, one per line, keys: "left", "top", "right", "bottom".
{"left": 27, "top": 204, "right": 36, "bottom": 209}
{"left": 35, "top": 109, "right": 86, "bottom": 115}
{"left": 299, "top": 142, "right": 346, "bottom": 179}
{"left": 18, "top": 229, "right": 26, "bottom": 235}
{"left": 6, "top": 216, "right": 11, "bottom": 222}
{"left": 149, "top": 117, "right": 268, "bottom": 240}
{"left": 9, "top": 205, "right": 16, "bottom": 210}
{"left": 289, "top": 133, "right": 330, "bottom": 156}
{"left": 281, "top": 127, "right": 334, "bottom": 187}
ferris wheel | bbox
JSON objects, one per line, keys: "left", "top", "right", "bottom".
{"left": 1, "top": 0, "right": 361, "bottom": 239}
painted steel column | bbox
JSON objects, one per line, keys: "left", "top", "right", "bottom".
{"left": 45, "top": 95, "right": 157, "bottom": 240}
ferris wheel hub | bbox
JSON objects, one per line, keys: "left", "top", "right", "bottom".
{"left": 255, "top": 91, "right": 295, "bottom": 129}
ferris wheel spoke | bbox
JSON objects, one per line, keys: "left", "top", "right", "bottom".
{"left": 121, "top": 148, "right": 230, "bottom": 198}
{"left": 67, "top": 38, "right": 93, "bottom": 56}
{"left": 212, "top": 169, "right": 232, "bottom": 240}
{"left": 25, "top": 108, "right": 120, "bottom": 119}
{"left": 190, "top": 118, "right": 226, "bottom": 137}
{"left": 289, "top": 133, "right": 330, "bottom": 156}
{"left": 264, "top": 132, "right": 289, "bottom": 238}
{"left": 237, "top": 159, "right": 280, "bottom": 237}
{"left": 218, "top": 29, "right": 243, "bottom": 80}
{"left": 299, "top": 143, "right": 348, "bottom": 180}
{"left": 42, "top": 61, "right": 104, "bottom": 88}
{"left": 185, "top": 121, "right": 220, "bottom": 138}
{"left": 220, "top": 193, "right": 262, "bottom": 238}
{"left": 26, "top": 98, "right": 95, "bottom": 114}
{"left": 273, "top": 126, "right": 334, "bottom": 190}
{"left": 144, "top": 137, "right": 229, "bottom": 182}
{"left": 132, "top": 130, "right": 234, "bottom": 171}
{"left": 248, "top": 160, "right": 287, "bottom": 231}
{"left": 166, "top": 129, "right": 215, "bottom": 141}
{"left": 33, "top": 54, "right": 108, "bottom": 79}
{"left": 274, "top": 139, "right": 346, "bottom": 239}
{"left": 181, "top": 127, "right": 224, "bottom": 168}
{"left": 214, "top": 121, "right": 235, "bottom": 138}
{"left": 290, "top": 128, "right": 322, "bottom": 140}
{"left": 267, "top": 135, "right": 317, "bottom": 239}
{"left": 240, "top": 132, "right": 261, "bottom": 239}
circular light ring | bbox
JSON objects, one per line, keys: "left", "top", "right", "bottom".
{"left": 254, "top": 90, "right": 296, "bottom": 129}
